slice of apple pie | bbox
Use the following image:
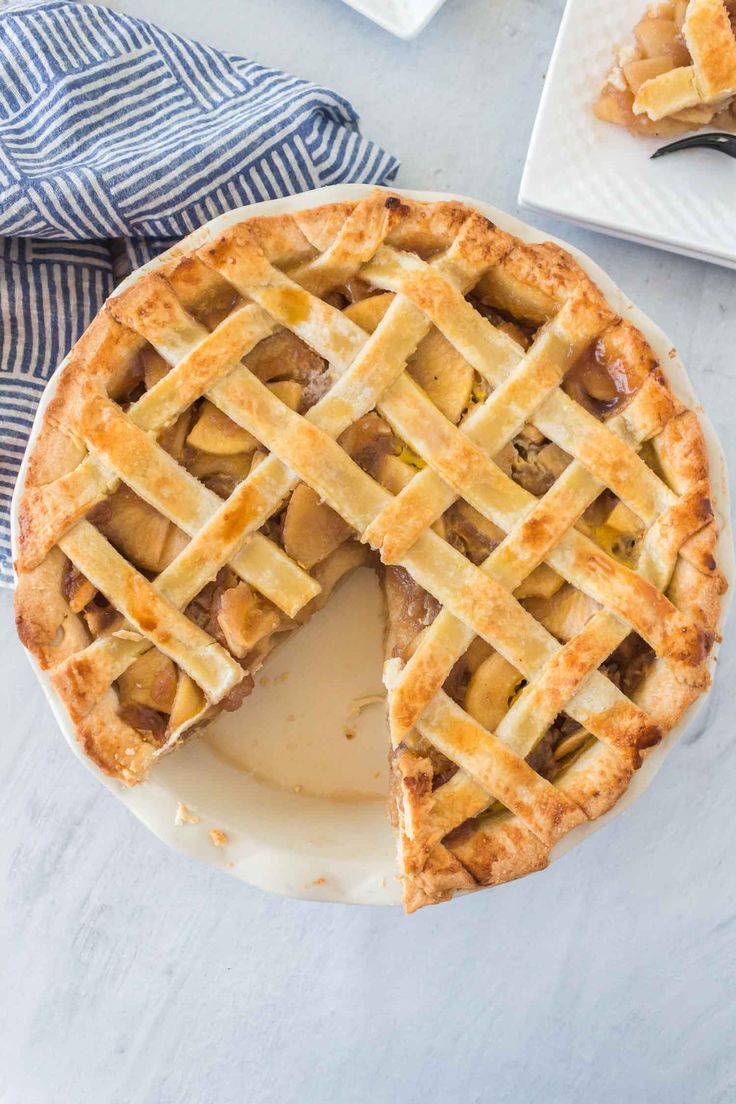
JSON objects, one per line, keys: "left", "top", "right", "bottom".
{"left": 14, "top": 192, "right": 725, "bottom": 911}
{"left": 596, "top": 0, "right": 736, "bottom": 136}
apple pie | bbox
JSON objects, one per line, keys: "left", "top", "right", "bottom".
{"left": 596, "top": 0, "right": 736, "bottom": 137}
{"left": 14, "top": 192, "right": 726, "bottom": 911}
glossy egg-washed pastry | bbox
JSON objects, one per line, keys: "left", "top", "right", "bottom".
{"left": 14, "top": 192, "right": 726, "bottom": 911}
{"left": 596, "top": 0, "right": 736, "bottom": 137}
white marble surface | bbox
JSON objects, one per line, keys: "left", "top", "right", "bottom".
{"left": 2, "top": 1, "right": 735, "bottom": 1101}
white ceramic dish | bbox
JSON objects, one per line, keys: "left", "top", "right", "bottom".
{"left": 519, "top": 0, "right": 736, "bottom": 269}
{"left": 12, "top": 184, "right": 734, "bottom": 907}
{"left": 339, "top": 0, "right": 447, "bottom": 39}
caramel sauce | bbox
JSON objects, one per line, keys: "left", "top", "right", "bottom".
{"left": 564, "top": 340, "right": 634, "bottom": 418}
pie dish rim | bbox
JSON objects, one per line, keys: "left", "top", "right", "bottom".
{"left": 11, "top": 183, "right": 734, "bottom": 907}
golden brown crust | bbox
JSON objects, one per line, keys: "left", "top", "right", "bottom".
{"left": 445, "top": 812, "right": 550, "bottom": 888}
{"left": 685, "top": 0, "right": 736, "bottom": 98}
{"left": 554, "top": 741, "right": 634, "bottom": 820}
{"left": 12, "top": 192, "right": 726, "bottom": 909}
{"left": 76, "top": 693, "right": 156, "bottom": 785}
{"left": 15, "top": 547, "right": 90, "bottom": 669}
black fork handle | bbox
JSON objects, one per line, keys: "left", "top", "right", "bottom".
{"left": 652, "top": 131, "right": 736, "bottom": 159}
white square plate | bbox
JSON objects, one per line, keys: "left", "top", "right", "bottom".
{"left": 339, "top": 0, "right": 447, "bottom": 38}
{"left": 520, "top": 0, "right": 736, "bottom": 269}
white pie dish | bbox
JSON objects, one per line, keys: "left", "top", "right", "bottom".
{"left": 11, "top": 184, "right": 734, "bottom": 907}
{"left": 519, "top": 0, "right": 736, "bottom": 269}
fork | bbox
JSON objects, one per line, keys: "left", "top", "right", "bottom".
{"left": 652, "top": 132, "right": 736, "bottom": 160}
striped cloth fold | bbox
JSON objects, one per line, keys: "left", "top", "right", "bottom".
{"left": 0, "top": 0, "right": 399, "bottom": 585}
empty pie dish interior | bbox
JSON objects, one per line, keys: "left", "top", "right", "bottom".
{"left": 13, "top": 186, "right": 730, "bottom": 912}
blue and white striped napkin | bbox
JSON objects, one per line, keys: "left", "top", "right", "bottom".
{"left": 0, "top": 0, "right": 399, "bottom": 585}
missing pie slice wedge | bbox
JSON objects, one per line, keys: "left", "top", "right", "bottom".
{"left": 595, "top": 0, "right": 736, "bottom": 137}
{"left": 14, "top": 192, "right": 726, "bottom": 911}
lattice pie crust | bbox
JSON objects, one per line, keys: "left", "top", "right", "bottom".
{"left": 14, "top": 192, "right": 726, "bottom": 911}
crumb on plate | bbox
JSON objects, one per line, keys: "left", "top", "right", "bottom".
{"left": 175, "top": 802, "right": 200, "bottom": 826}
